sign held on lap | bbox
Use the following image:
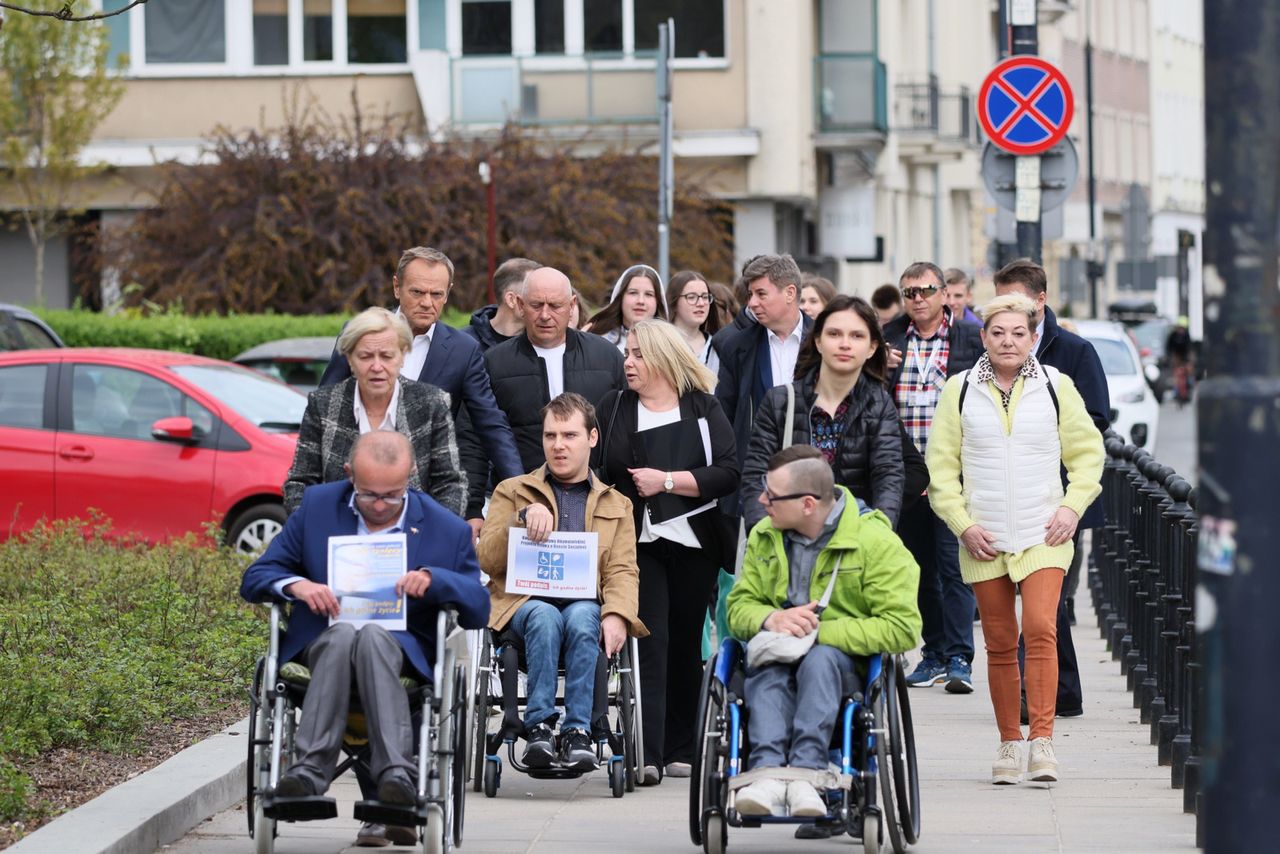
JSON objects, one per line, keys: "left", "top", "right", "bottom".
{"left": 506, "top": 529, "right": 599, "bottom": 599}
{"left": 326, "top": 532, "right": 408, "bottom": 630}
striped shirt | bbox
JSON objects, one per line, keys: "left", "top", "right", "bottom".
{"left": 894, "top": 311, "right": 952, "bottom": 453}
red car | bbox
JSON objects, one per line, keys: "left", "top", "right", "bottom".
{"left": 0, "top": 348, "right": 305, "bottom": 553}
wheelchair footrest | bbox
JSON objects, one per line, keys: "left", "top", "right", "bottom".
{"left": 726, "top": 766, "right": 852, "bottom": 792}
{"left": 354, "top": 799, "right": 424, "bottom": 827}
{"left": 262, "top": 794, "right": 338, "bottom": 821}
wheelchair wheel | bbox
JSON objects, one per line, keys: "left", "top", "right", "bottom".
{"left": 483, "top": 758, "right": 499, "bottom": 798}
{"left": 702, "top": 813, "right": 727, "bottom": 854}
{"left": 872, "top": 687, "right": 906, "bottom": 854}
{"left": 451, "top": 667, "right": 468, "bottom": 848}
{"left": 887, "top": 657, "right": 921, "bottom": 845}
{"left": 423, "top": 803, "right": 446, "bottom": 854}
{"left": 246, "top": 660, "right": 276, "bottom": 854}
{"left": 471, "top": 639, "right": 491, "bottom": 793}
{"left": 688, "top": 653, "right": 723, "bottom": 847}
{"left": 620, "top": 638, "right": 644, "bottom": 793}
{"left": 609, "top": 759, "right": 625, "bottom": 798}
{"left": 862, "top": 812, "right": 882, "bottom": 854}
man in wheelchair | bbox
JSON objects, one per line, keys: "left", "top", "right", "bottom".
{"left": 240, "top": 431, "right": 490, "bottom": 806}
{"left": 726, "top": 446, "right": 921, "bottom": 819}
{"left": 477, "top": 392, "right": 647, "bottom": 772}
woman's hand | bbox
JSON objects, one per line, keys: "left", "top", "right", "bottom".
{"left": 627, "top": 467, "right": 668, "bottom": 498}
{"left": 523, "top": 504, "right": 554, "bottom": 543}
{"left": 960, "top": 525, "right": 999, "bottom": 561}
{"left": 1044, "top": 506, "right": 1080, "bottom": 547}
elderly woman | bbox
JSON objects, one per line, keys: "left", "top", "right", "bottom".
{"left": 594, "top": 319, "right": 738, "bottom": 785}
{"left": 584, "top": 264, "right": 669, "bottom": 351}
{"left": 925, "top": 293, "right": 1103, "bottom": 786}
{"left": 284, "top": 307, "right": 466, "bottom": 516}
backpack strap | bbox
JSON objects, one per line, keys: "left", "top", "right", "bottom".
{"left": 958, "top": 370, "right": 971, "bottom": 414}
{"left": 958, "top": 367, "right": 1059, "bottom": 422}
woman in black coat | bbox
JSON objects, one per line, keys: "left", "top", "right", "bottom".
{"left": 740, "top": 295, "right": 919, "bottom": 531}
{"left": 594, "top": 319, "right": 738, "bottom": 785}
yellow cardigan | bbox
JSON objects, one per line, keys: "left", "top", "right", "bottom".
{"left": 925, "top": 371, "right": 1104, "bottom": 584}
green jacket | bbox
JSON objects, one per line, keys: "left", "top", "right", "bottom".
{"left": 727, "top": 487, "right": 922, "bottom": 656}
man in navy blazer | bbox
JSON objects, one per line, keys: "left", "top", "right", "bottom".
{"left": 319, "top": 247, "right": 524, "bottom": 539}
{"left": 240, "top": 431, "right": 490, "bottom": 805}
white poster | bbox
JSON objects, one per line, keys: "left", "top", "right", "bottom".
{"left": 326, "top": 532, "right": 408, "bottom": 630}
{"left": 505, "top": 529, "right": 599, "bottom": 600}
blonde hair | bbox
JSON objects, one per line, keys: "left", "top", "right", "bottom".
{"left": 338, "top": 307, "right": 413, "bottom": 357}
{"left": 979, "top": 293, "right": 1037, "bottom": 330}
{"left": 628, "top": 319, "right": 717, "bottom": 395}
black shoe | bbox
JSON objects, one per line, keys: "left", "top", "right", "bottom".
{"left": 275, "top": 772, "right": 319, "bottom": 798}
{"left": 795, "top": 824, "right": 833, "bottom": 839}
{"left": 376, "top": 772, "right": 416, "bottom": 806}
{"left": 522, "top": 722, "right": 556, "bottom": 768}
{"left": 385, "top": 824, "right": 418, "bottom": 845}
{"left": 560, "top": 728, "right": 597, "bottom": 771}
{"left": 1057, "top": 706, "right": 1084, "bottom": 718}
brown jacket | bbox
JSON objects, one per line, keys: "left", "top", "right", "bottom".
{"left": 478, "top": 466, "right": 648, "bottom": 637}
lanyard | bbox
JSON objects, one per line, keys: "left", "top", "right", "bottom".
{"left": 908, "top": 336, "right": 936, "bottom": 391}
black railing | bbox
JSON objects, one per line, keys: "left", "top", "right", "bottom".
{"left": 1092, "top": 432, "right": 1201, "bottom": 838}
{"left": 892, "top": 76, "right": 978, "bottom": 145}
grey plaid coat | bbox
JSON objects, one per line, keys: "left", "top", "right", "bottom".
{"left": 283, "top": 376, "right": 467, "bottom": 516}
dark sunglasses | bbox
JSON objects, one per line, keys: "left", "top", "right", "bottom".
{"left": 901, "top": 285, "right": 940, "bottom": 300}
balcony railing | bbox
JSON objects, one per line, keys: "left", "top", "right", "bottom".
{"left": 814, "top": 53, "right": 888, "bottom": 135}
{"left": 893, "top": 76, "right": 980, "bottom": 146}
{"left": 451, "top": 54, "right": 659, "bottom": 127}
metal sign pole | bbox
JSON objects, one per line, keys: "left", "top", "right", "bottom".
{"left": 1009, "top": 0, "right": 1041, "bottom": 263}
{"left": 656, "top": 20, "right": 674, "bottom": 286}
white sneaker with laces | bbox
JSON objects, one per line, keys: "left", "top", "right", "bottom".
{"left": 992, "top": 740, "right": 1023, "bottom": 785}
{"left": 1027, "top": 737, "right": 1059, "bottom": 782}
{"left": 735, "top": 777, "right": 788, "bottom": 817}
{"left": 786, "top": 780, "right": 828, "bottom": 817}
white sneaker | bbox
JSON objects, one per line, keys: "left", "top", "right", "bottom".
{"left": 1027, "top": 737, "right": 1059, "bottom": 782}
{"left": 786, "top": 780, "right": 828, "bottom": 817}
{"left": 735, "top": 777, "right": 788, "bottom": 817}
{"left": 992, "top": 740, "right": 1023, "bottom": 785}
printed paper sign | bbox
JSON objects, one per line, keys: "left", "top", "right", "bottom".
{"left": 327, "top": 532, "right": 408, "bottom": 629}
{"left": 506, "top": 529, "right": 599, "bottom": 599}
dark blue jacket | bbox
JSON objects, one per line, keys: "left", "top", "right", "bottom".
{"left": 320, "top": 321, "right": 523, "bottom": 510}
{"left": 239, "top": 481, "right": 491, "bottom": 679}
{"left": 1036, "top": 307, "right": 1110, "bottom": 528}
{"left": 882, "top": 308, "right": 985, "bottom": 389}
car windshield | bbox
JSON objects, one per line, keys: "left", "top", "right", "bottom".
{"left": 1087, "top": 338, "right": 1138, "bottom": 376}
{"left": 169, "top": 364, "right": 306, "bottom": 432}
{"left": 1130, "top": 319, "right": 1170, "bottom": 356}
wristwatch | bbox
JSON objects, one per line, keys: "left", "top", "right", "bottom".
{"left": 517, "top": 506, "right": 528, "bottom": 525}
{"left": 663, "top": 472, "right": 674, "bottom": 492}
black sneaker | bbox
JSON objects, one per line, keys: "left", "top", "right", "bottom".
{"left": 522, "top": 722, "right": 556, "bottom": 768}
{"left": 795, "top": 824, "right": 833, "bottom": 839}
{"left": 559, "top": 728, "right": 597, "bottom": 771}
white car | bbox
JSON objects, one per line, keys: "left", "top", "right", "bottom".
{"left": 1073, "top": 320, "right": 1160, "bottom": 449}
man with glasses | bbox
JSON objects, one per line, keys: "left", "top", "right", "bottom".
{"left": 727, "top": 445, "right": 920, "bottom": 818}
{"left": 320, "top": 246, "right": 524, "bottom": 542}
{"left": 240, "top": 431, "right": 490, "bottom": 826}
{"left": 882, "top": 262, "right": 984, "bottom": 695}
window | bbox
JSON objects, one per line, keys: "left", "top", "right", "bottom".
{"left": 145, "top": 0, "right": 226, "bottom": 63}
{"left": 462, "top": 0, "right": 512, "bottom": 55}
{"left": 70, "top": 365, "right": 212, "bottom": 442}
{"left": 584, "top": 0, "right": 622, "bottom": 53}
{"left": 348, "top": 0, "right": 407, "bottom": 63}
{"left": 534, "top": 0, "right": 564, "bottom": 53}
{"left": 305, "top": 0, "right": 336, "bottom": 61}
{"left": 0, "top": 365, "right": 47, "bottom": 430}
{"left": 15, "top": 320, "right": 60, "bottom": 349}
{"left": 634, "top": 0, "right": 725, "bottom": 58}
{"left": 253, "top": 0, "right": 289, "bottom": 65}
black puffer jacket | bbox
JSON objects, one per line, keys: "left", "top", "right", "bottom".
{"left": 740, "top": 370, "right": 906, "bottom": 530}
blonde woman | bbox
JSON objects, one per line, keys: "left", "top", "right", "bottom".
{"left": 593, "top": 319, "right": 739, "bottom": 785}
{"left": 925, "top": 293, "right": 1103, "bottom": 785}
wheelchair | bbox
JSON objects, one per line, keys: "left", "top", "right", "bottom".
{"left": 469, "top": 626, "right": 644, "bottom": 798}
{"left": 246, "top": 605, "right": 471, "bottom": 854}
{"left": 689, "top": 639, "right": 921, "bottom": 854}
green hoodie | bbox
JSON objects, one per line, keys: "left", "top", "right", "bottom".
{"left": 727, "top": 487, "right": 922, "bottom": 656}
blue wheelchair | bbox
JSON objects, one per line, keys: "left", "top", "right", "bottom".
{"left": 689, "top": 639, "right": 921, "bottom": 854}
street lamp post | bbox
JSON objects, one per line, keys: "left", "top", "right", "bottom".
{"left": 479, "top": 160, "right": 496, "bottom": 305}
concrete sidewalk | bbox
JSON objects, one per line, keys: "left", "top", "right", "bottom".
{"left": 147, "top": 584, "right": 1197, "bottom": 853}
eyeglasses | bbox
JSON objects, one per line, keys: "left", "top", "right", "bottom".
{"left": 759, "top": 474, "right": 819, "bottom": 506}
{"left": 901, "top": 285, "right": 940, "bottom": 300}
{"left": 680, "top": 293, "right": 713, "bottom": 305}
{"left": 354, "top": 490, "right": 407, "bottom": 506}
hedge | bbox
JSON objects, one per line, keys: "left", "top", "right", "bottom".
{"left": 34, "top": 307, "right": 471, "bottom": 362}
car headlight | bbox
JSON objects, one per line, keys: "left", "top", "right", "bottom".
{"left": 1118, "top": 391, "right": 1145, "bottom": 403}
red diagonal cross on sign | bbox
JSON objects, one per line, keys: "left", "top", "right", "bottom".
{"left": 978, "top": 55, "right": 1075, "bottom": 156}
{"left": 992, "top": 72, "right": 1060, "bottom": 136}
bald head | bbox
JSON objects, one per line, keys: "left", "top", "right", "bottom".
{"left": 520, "top": 266, "right": 576, "bottom": 348}
{"left": 348, "top": 430, "right": 413, "bottom": 476}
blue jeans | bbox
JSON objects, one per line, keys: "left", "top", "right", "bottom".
{"left": 899, "top": 496, "right": 975, "bottom": 663}
{"left": 509, "top": 599, "right": 601, "bottom": 731}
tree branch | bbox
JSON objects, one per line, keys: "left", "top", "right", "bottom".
{"left": 0, "top": 0, "right": 148, "bottom": 23}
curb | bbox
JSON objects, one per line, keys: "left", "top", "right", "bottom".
{"left": 8, "top": 717, "right": 249, "bottom": 854}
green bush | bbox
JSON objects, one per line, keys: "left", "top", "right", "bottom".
{"left": 35, "top": 307, "right": 471, "bottom": 362}
{"left": 0, "top": 521, "right": 265, "bottom": 822}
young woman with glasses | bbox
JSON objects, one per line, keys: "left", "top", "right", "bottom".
{"left": 666, "top": 269, "right": 725, "bottom": 378}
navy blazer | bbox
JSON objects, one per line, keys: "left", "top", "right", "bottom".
{"left": 319, "top": 321, "right": 524, "bottom": 489}
{"left": 239, "top": 481, "right": 491, "bottom": 679}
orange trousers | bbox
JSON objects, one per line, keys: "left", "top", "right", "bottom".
{"left": 973, "top": 569, "right": 1063, "bottom": 741}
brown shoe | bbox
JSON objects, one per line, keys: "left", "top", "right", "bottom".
{"left": 355, "top": 822, "right": 391, "bottom": 847}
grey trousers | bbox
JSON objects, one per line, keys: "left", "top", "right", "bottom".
{"left": 744, "top": 644, "right": 860, "bottom": 771}
{"left": 290, "top": 622, "right": 414, "bottom": 793}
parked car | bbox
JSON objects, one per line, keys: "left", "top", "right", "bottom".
{"left": 1074, "top": 320, "right": 1160, "bottom": 449}
{"left": 0, "top": 303, "right": 64, "bottom": 351}
{"left": 1129, "top": 316, "right": 1173, "bottom": 399}
{"left": 0, "top": 348, "right": 304, "bottom": 553}
{"left": 232, "top": 336, "right": 336, "bottom": 392}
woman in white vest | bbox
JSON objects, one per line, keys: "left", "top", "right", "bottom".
{"left": 925, "top": 293, "right": 1103, "bottom": 787}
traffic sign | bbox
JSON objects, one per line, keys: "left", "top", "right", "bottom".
{"left": 981, "top": 138, "right": 1079, "bottom": 213}
{"left": 978, "top": 55, "right": 1075, "bottom": 156}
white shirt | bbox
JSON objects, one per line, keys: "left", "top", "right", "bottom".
{"left": 1034, "top": 315, "right": 1046, "bottom": 356}
{"left": 353, "top": 377, "right": 400, "bottom": 433}
{"left": 400, "top": 322, "right": 435, "bottom": 381}
{"left": 532, "top": 341, "right": 567, "bottom": 398}
{"left": 635, "top": 401, "right": 701, "bottom": 549}
{"left": 271, "top": 490, "right": 410, "bottom": 598}
{"left": 767, "top": 313, "right": 806, "bottom": 386}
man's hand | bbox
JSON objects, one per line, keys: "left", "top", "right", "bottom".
{"left": 1044, "top": 506, "right": 1080, "bottom": 547}
{"left": 467, "top": 517, "right": 483, "bottom": 544}
{"left": 523, "top": 504, "right": 554, "bottom": 543}
{"left": 627, "top": 467, "right": 667, "bottom": 498}
{"left": 762, "top": 601, "right": 820, "bottom": 638}
{"left": 960, "top": 525, "right": 998, "bottom": 561}
{"left": 397, "top": 568, "right": 433, "bottom": 599}
{"left": 601, "top": 614, "right": 628, "bottom": 657}
{"left": 286, "top": 579, "right": 340, "bottom": 618}
{"left": 886, "top": 347, "right": 904, "bottom": 370}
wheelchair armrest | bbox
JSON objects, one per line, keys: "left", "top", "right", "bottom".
{"left": 433, "top": 608, "right": 469, "bottom": 690}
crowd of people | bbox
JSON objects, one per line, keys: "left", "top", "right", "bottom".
{"left": 239, "top": 246, "right": 1107, "bottom": 846}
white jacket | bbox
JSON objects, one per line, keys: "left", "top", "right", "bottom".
{"left": 958, "top": 365, "right": 1064, "bottom": 553}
